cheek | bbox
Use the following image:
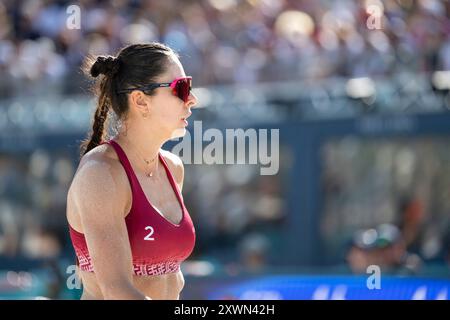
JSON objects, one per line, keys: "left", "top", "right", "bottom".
{"left": 156, "top": 106, "right": 182, "bottom": 131}
{"left": 164, "top": 103, "right": 183, "bottom": 122}
{"left": 165, "top": 109, "right": 182, "bottom": 124}
{"left": 152, "top": 97, "right": 183, "bottom": 127}
{"left": 154, "top": 102, "right": 176, "bottom": 120}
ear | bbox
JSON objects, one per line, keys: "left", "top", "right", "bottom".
{"left": 129, "top": 90, "right": 151, "bottom": 115}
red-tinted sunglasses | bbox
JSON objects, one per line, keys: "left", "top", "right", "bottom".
{"left": 118, "top": 76, "right": 192, "bottom": 103}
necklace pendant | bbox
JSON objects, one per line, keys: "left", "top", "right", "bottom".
{"left": 146, "top": 172, "right": 153, "bottom": 178}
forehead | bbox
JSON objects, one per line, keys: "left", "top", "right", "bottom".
{"left": 158, "top": 56, "right": 186, "bottom": 82}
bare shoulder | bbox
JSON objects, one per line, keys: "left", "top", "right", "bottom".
{"left": 72, "top": 144, "right": 127, "bottom": 188}
{"left": 160, "top": 149, "right": 184, "bottom": 189}
{"left": 68, "top": 144, "right": 131, "bottom": 219}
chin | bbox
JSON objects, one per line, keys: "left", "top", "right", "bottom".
{"left": 170, "top": 128, "right": 187, "bottom": 139}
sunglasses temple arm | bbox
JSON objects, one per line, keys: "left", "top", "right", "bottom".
{"left": 117, "top": 84, "right": 162, "bottom": 93}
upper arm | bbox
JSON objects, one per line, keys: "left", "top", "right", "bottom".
{"left": 161, "top": 150, "right": 184, "bottom": 192}
{"left": 71, "top": 159, "right": 134, "bottom": 295}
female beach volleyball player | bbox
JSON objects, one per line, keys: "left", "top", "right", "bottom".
{"left": 66, "top": 43, "right": 198, "bottom": 300}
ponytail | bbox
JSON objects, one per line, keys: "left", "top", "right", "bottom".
{"left": 79, "top": 56, "right": 120, "bottom": 157}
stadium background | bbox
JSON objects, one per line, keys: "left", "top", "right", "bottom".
{"left": 0, "top": 0, "right": 449, "bottom": 299}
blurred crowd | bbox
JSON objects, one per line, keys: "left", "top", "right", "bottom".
{"left": 0, "top": 0, "right": 449, "bottom": 98}
{"left": 0, "top": 150, "right": 74, "bottom": 261}
{"left": 321, "top": 137, "right": 450, "bottom": 275}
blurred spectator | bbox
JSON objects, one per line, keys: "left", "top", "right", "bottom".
{"left": 397, "top": 195, "right": 426, "bottom": 253}
{"left": 346, "top": 223, "right": 422, "bottom": 275}
{"left": 442, "top": 227, "right": 450, "bottom": 270}
{"left": 238, "top": 232, "right": 271, "bottom": 273}
{"left": 346, "top": 228, "right": 376, "bottom": 274}
{"left": 375, "top": 223, "right": 422, "bottom": 275}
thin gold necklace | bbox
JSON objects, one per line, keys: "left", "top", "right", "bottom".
{"left": 124, "top": 136, "right": 158, "bottom": 178}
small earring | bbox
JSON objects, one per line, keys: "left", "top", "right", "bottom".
{"left": 143, "top": 112, "right": 148, "bottom": 118}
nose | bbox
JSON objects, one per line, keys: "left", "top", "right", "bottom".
{"left": 186, "top": 90, "right": 198, "bottom": 108}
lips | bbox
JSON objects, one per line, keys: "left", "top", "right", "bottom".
{"left": 181, "top": 113, "right": 192, "bottom": 121}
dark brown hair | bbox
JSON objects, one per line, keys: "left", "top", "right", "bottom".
{"left": 79, "top": 42, "right": 178, "bottom": 157}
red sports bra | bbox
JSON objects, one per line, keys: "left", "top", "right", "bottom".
{"left": 69, "top": 139, "right": 196, "bottom": 276}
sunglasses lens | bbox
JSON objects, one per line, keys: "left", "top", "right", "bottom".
{"left": 175, "top": 78, "right": 192, "bottom": 102}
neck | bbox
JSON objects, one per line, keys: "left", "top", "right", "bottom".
{"left": 115, "top": 125, "right": 165, "bottom": 174}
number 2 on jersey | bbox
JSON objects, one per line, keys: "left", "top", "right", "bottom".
{"left": 144, "top": 226, "right": 155, "bottom": 241}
